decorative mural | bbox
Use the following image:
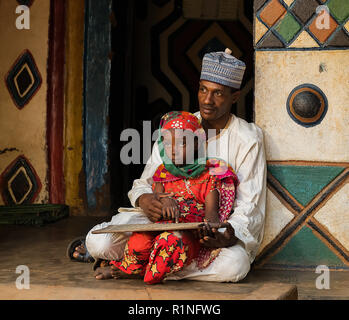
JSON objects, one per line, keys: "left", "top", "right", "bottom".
{"left": 0, "top": 0, "right": 65, "bottom": 211}
{"left": 0, "top": 1, "right": 51, "bottom": 206}
{"left": 255, "top": 0, "right": 349, "bottom": 48}
{"left": 132, "top": 0, "right": 254, "bottom": 125}
{"left": 0, "top": 155, "right": 42, "bottom": 205}
{"left": 286, "top": 84, "right": 328, "bottom": 127}
{"left": 5, "top": 50, "right": 42, "bottom": 109}
{"left": 254, "top": 0, "right": 349, "bottom": 269}
{"left": 257, "top": 162, "right": 349, "bottom": 269}
{"left": 1, "top": 0, "right": 347, "bottom": 272}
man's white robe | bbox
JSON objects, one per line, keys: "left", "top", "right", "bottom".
{"left": 86, "top": 113, "right": 267, "bottom": 282}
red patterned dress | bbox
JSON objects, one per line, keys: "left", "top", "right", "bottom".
{"left": 110, "top": 159, "right": 238, "bottom": 284}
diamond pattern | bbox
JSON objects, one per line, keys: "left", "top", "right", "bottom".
{"left": 0, "top": 156, "right": 41, "bottom": 205}
{"left": 255, "top": 0, "right": 268, "bottom": 12}
{"left": 283, "top": 0, "right": 295, "bottom": 7}
{"left": 327, "top": 0, "right": 349, "bottom": 23}
{"left": 5, "top": 50, "right": 42, "bottom": 109}
{"left": 255, "top": 17, "right": 269, "bottom": 44}
{"left": 291, "top": 0, "right": 319, "bottom": 24}
{"left": 345, "top": 20, "right": 349, "bottom": 33}
{"left": 256, "top": 0, "right": 349, "bottom": 48}
{"left": 16, "top": 0, "right": 34, "bottom": 6}
{"left": 256, "top": 164, "right": 349, "bottom": 269}
{"left": 259, "top": 0, "right": 287, "bottom": 27}
{"left": 314, "top": 183, "right": 349, "bottom": 251}
{"left": 274, "top": 12, "right": 301, "bottom": 43}
{"left": 186, "top": 22, "right": 243, "bottom": 73}
{"left": 198, "top": 37, "right": 226, "bottom": 60}
{"left": 328, "top": 28, "right": 349, "bottom": 46}
{"left": 308, "top": 9, "right": 338, "bottom": 43}
{"left": 257, "top": 30, "right": 285, "bottom": 47}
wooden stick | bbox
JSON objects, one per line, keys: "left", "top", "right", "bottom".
{"left": 92, "top": 222, "right": 230, "bottom": 234}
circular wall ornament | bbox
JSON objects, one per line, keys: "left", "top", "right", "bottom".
{"left": 286, "top": 84, "right": 328, "bottom": 127}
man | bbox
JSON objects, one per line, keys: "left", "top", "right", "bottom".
{"left": 80, "top": 48, "right": 266, "bottom": 282}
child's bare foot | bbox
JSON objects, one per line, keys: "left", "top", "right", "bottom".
{"left": 94, "top": 266, "right": 115, "bottom": 280}
{"left": 94, "top": 265, "right": 143, "bottom": 280}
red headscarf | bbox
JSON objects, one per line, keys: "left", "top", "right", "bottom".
{"left": 160, "top": 111, "right": 204, "bottom": 135}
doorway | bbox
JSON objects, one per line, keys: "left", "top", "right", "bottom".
{"left": 109, "top": 0, "right": 254, "bottom": 210}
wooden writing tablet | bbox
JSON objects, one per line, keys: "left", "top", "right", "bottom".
{"left": 91, "top": 222, "right": 229, "bottom": 234}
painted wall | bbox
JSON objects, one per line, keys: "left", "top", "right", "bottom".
{"left": 0, "top": 1, "right": 50, "bottom": 205}
{"left": 64, "top": 0, "right": 86, "bottom": 215}
{"left": 254, "top": 0, "right": 349, "bottom": 270}
{"left": 83, "top": 0, "right": 112, "bottom": 215}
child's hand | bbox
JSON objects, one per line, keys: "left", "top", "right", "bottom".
{"left": 160, "top": 197, "right": 180, "bottom": 223}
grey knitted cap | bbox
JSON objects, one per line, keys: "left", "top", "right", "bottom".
{"left": 200, "top": 48, "right": 246, "bottom": 89}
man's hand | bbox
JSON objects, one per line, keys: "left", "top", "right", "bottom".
{"left": 160, "top": 197, "right": 180, "bottom": 223}
{"left": 137, "top": 192, "right": 174, "bottom": 222}
{"left": 198, "top": 219, "right": 238, "bottom": 248}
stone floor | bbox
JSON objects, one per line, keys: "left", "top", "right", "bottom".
{"left": 0, "top": 216, "right": 348, "bottom": 300}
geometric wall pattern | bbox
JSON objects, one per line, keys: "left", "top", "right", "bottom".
{"left": 254, "top": 49, "right": 348, "bottom": 163}
{"left": 255, "top": 162, "right": 349, "bottom": 270}
{"left": 255, "top": 0, "right": 349, "bottom": 49}
{"left": 2, "top": 49, "right": 43, "bottom": 209}
{"left": 0, "top": 155, "right": 42, "bottom": 205}
{"left": 5, "top": 50, "right": 42, "bottom": 109}
{"left": 254, "top": 0, "right": 349, "bottom": 271}
{"left": 0, "top": 0, "right": 50, "bottom": 208}
{"left": 16, "top": 0, "right": 35, "bottom": 7}
{"left": 134, "top": 0, "right": 254, "bottom": 130}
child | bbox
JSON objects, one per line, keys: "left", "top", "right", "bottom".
{"left": 102, "top": 111, "right": 238, "bottom": 284}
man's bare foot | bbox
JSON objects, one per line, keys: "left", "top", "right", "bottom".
{"left": 94, "top": 265, "right": 143, "bottom": 280}
{"left": 67, "top": 238, "right": 94, "bottom": 263}
{"left": 73, "top": 244, "right": 86, "bottom": 259}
